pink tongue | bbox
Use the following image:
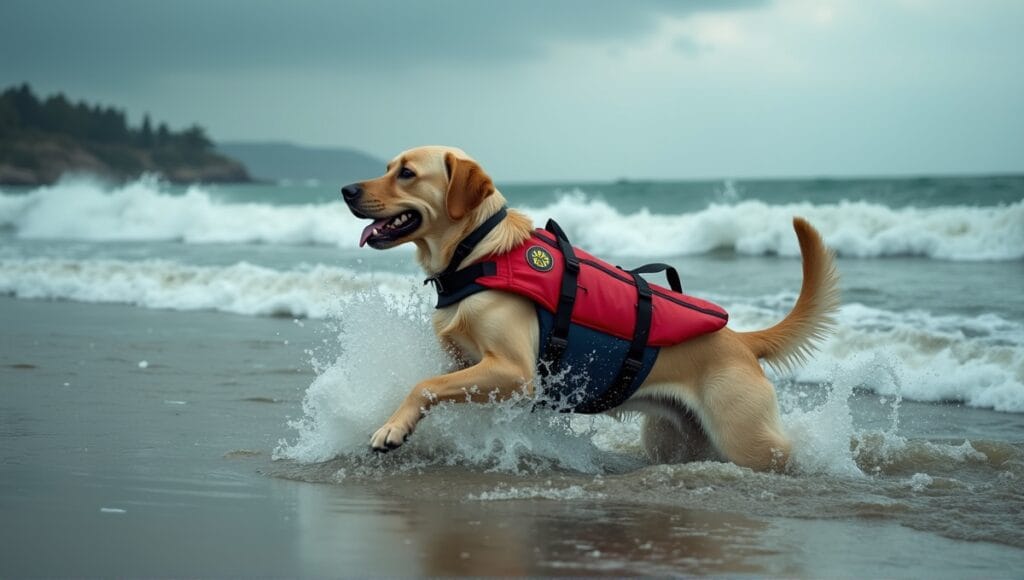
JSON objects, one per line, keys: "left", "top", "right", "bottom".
{"left": 359, "top": 217, "right": 391, "bottom": 247}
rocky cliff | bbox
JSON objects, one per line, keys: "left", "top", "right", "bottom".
{"left": 0, "top": 84, "right": 251, "bottom": 186}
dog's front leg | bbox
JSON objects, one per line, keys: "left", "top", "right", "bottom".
{"left": 369, "top": 355, "right": 532, "bottom": 452}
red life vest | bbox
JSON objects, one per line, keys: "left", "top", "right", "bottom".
{"left": 474, "top": 229, "right": 728, "bottom": 346}
{"left": 427, "top": 211, "right": 728, "bottom": 413}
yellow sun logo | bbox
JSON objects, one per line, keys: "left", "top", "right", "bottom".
{"left": 526, "top": 246, "right": 554, "bottom": 271}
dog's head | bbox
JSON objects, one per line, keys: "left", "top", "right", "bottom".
{"left": 342, "top": 146, "right": 496, "bottom": 250}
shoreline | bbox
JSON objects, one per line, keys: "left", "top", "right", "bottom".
{"left": 0, "top": 168, "right": 258, "bottom": 187}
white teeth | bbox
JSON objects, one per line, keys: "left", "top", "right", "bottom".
{"left": 389, "top": 213, "right": 411, "bottom": 228}
{"left": 377, "top": 213, "right": 413, "bottom": 236}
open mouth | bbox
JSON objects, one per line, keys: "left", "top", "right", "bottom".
{"left": 359, "top": 210, "right": 423, "bottom": 248}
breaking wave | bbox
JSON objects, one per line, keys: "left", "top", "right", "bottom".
{"left": 536, "top": 193, "right": 1024, "bottom": 261}
{"left": 0, "top": 256, "right": 417, "bottom": 319}
{"left": 1, "top": 176, "right": 1021, "bottom": 260}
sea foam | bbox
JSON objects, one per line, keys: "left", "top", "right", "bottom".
{"left": 524, "top": 191, "right": 1024, "bottom": 261}
{"left": 2, "top": 176, "right": 1021, "bottom": 260}
{"left": 0, "top": 175, "right": 355, "bottom": 246}
{"left": 0, "top": 256, "right": 416, "bottom": 318}
{"left": 3, "top": 256, "right": 1022, "bottom": 413}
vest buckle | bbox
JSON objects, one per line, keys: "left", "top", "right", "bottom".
{"left": 424, "top": 276, "right": 445, "bottom": 293}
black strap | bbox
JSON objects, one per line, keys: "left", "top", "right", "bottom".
{"left": 591, "top": 271, "right": 653, "bottom": 411}
{"left": 538, "top": 219, "right": 579, "bottom": 379}
{"left": 628, "top": 263, "right": 683, "bottom": 294}
{"left": 425, "top": 206, "right": 507, "bottom": 294}
{"left": 432, "top": 262, "right": 498, "bottom": 307}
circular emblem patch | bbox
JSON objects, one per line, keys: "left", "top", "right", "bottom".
{"left": 526, "top": 246, "right": 554, "bottom": 272}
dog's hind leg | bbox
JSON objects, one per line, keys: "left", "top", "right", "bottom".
{"left": 619, "top": 395, "right": 716, "bottom": 463}
{"left": 697, "top": 369, "right": 792, "bottom": 472}
{"left": 641, "top": 405, "right": 716, "bottom": 464}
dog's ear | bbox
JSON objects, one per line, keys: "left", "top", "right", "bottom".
{"left": 444, "top": 152, "right": 495, "bottom": 221}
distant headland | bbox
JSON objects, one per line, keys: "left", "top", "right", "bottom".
{"left": 216, "top": 141, "right": 384, "bottom": 185}
{"left": 0, "top": 84, "right": 250, "bottom": 185}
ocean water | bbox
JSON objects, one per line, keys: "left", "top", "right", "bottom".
{"left": 2, "top": 173, "right": 1023, "bottom": 575}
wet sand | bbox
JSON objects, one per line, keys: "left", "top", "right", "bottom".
{"left": 2, "top": 296, "right": 1023, "bottom": 577}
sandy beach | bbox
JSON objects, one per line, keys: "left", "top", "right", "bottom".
{"left": 3, "top": 295, "right": 1023, "bottom": 577}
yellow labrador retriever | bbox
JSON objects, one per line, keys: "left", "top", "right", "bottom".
{"left": 342, "top": 145, "right": 839, "bottom": 471}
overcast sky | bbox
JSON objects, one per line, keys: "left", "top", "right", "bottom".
{"left": 3, "top": 0, "right": 1022, "bottom": 181}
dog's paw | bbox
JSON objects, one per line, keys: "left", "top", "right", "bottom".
{"left": 370, "top": 422, "right": 412, "bottom": 453}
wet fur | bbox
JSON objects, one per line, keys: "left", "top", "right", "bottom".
{"left": 346, "top": 146, "right": 840, "bottom": 471}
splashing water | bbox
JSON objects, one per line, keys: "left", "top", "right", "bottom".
{"left": 780, "top": 352, "right": 907, "bottom": 477}
{"left": 275, "top": 287, "right": 925, "bottom": 479}
{"left": 277, "top": 284, "right": 1013, "bottom": 480}
{"left": 274, "top": 289, "right": 631, "bottom": 475}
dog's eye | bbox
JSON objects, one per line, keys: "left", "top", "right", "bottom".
{"left": 398, "top": 167, "right": 416, "bottom": 180}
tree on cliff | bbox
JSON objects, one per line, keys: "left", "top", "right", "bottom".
{"left": 139, "top": 114, "right": 154, "bottom": 148}
{"left": 0, "top": 83, "right": 213, "bottom": 153}
{"left": 0, "top": 83, "right": 250, "bottom": 184}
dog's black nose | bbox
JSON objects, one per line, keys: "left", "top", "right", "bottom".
{"left": 341, "top": 183, "right": 363, "bottom": 203}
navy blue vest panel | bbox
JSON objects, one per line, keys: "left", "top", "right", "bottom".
{"left": 535, "top": 307, "right": 658, "bottom": 414}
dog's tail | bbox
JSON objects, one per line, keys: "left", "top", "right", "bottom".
{"left": 736, "top": 217, "right": 840, "bottom": 373}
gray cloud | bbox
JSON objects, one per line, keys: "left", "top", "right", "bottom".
{"left": 6, "top": 0, "right": 1017, "bottom": 181}
{"left": 672, "top": 35, "right": 703, "bottom": 56}
{"left": 1, "top": 0, "right": 765, "bottom": 83}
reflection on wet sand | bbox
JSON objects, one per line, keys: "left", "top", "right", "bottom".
{"left": 292, "top": 473, "right": 780, "bottom": 576}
